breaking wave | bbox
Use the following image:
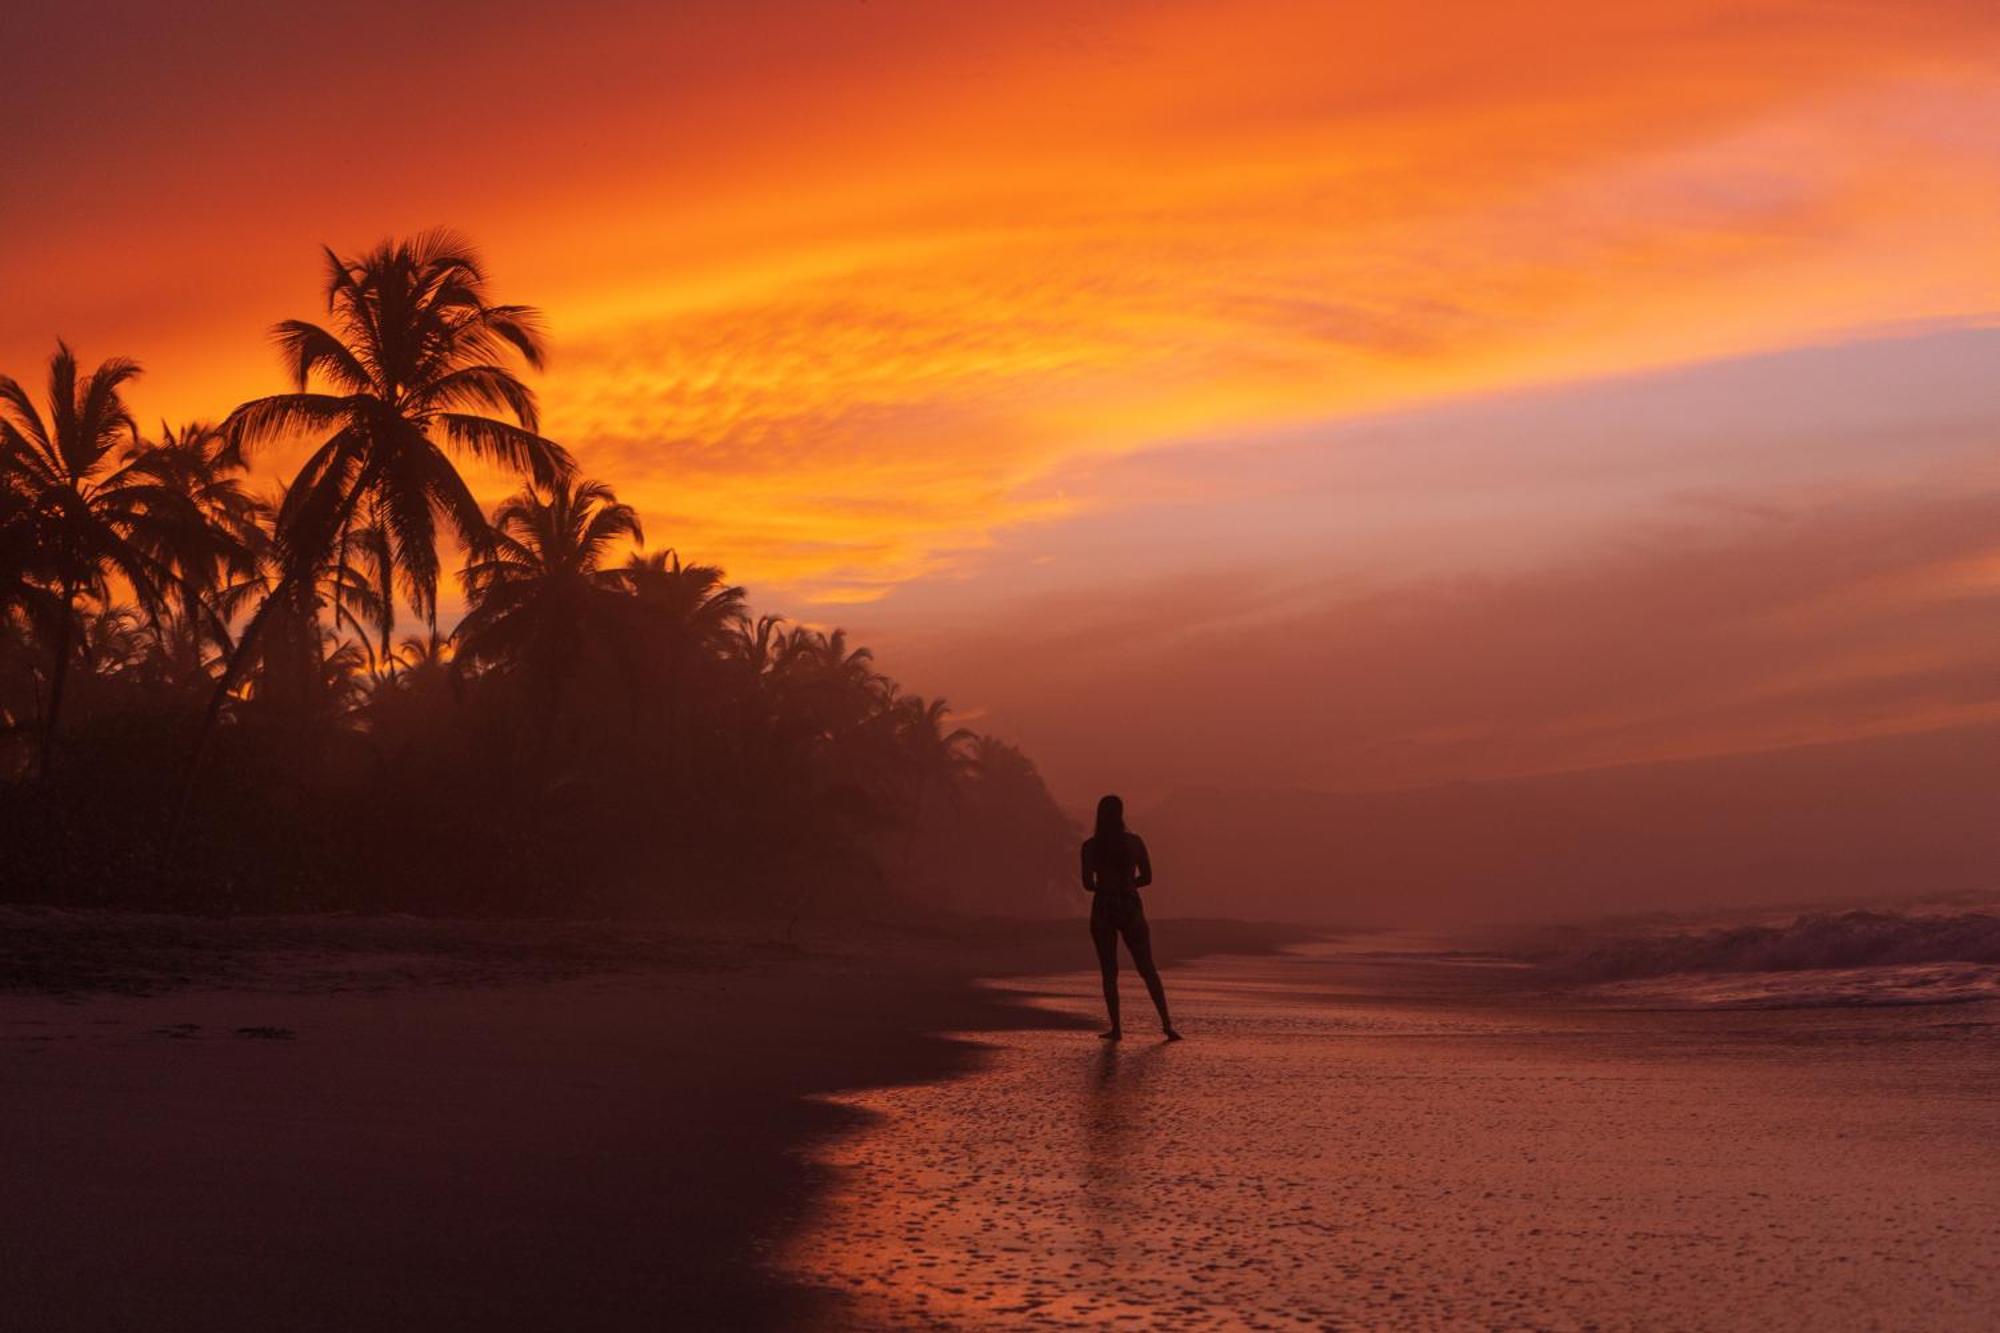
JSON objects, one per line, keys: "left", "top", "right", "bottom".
{"left": 1549, "top": 910, "right": 2000, "bottom": 1009}
{"left": 1560, "top": 909, "right": 2000, "bottom": 980}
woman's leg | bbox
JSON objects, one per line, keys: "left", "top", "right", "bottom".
{"left": 1091, "top": 916, "right": 1122, "bottom": 1036}
{"left": 1122, "top": 913, "right": 1180, "bottom": 1037}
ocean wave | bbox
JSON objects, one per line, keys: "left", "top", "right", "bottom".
{"left": 1555, "top": 909, "right": 2000, "bottom": 982}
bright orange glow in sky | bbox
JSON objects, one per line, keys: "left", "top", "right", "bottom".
{"left": 6, "top": 0, "right": 1999, "bottom": 800}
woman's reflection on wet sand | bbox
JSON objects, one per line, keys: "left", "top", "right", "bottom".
{"left": 1081, "top": 1042, "right": 1164, "bottom": 1214}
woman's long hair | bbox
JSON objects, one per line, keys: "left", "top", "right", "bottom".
{"left": 1091, "top": 794, "right": 1127, "bottom": 867}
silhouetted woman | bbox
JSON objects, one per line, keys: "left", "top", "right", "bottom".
{"left": 1081, "top": 795, "right": 1181, "bottom": 1041}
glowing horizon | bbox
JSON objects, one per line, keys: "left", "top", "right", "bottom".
{"left": 6, "top": 0, "right": 1999, "bottom": 799}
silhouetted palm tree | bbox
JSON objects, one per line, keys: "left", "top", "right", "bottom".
{"left": 173, "top": 473, "right": 388, "bottom": 738}
{"left": 0, "top": 476, "right": 56, "bottom": 771}
{"left": 386, "top": 628, "right": 454, "bottom": 682}
{"left": 614, "top": 549, "right": 746, "bottom": 651}
{"left": 258, "top": 519, "right": 394, "bottom": 685}
{"left": 0, "top": 464, "right": 50, "bottom": 628}
{"left": 889, "top": 692, "right": 976, "bottom": 882}
{"left": 124, "top": 422, "right": 266, "bottom": 648}
{"left": 457, "top": 477, "right": 642, "bottom": 677}
{"left": 78, "top": 603, "right": 151, "bottom": 679}
{"left": 955, "top": 735, "right": 1078, "bottom": 909}
{"left": 781, "top": 626, "right": 880, "bottom": 689}
{"left": 614, "top": 548, "right": 747, "bottom": 789}
{"left": 457, "top": 476, "right": 642, "bottom": 779}
{"left": 178, "top": 232, "right": 572, "bottom": 821}
{"left": 246, "top": 610, "right": 373, "bottom": 727}
{"left": 895, "top": 695, "right": 976, "bottom": 778}
{"left": 0, "top": 344, "right": 215, "bottom": 773}
{"left": 225, "top": 231, "right": 568, "bottom": 614}
{"left": 775, "top": 626, "right": 889, "bottom": 744}
{"left": 1, "top": 235, "right": 1082, "bottom": 919}
{"left": 74, "top": 424, "right": 264, "bottom": 709}
{"left": 727, "top": 613, "right": 788, "bottom": 680}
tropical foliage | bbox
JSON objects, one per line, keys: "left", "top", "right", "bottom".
{"left": 0, "top": 236, "right": 1075, "bottom": 916}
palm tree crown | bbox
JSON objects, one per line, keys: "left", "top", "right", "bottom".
{"left": 120, "top": 421, "right": 266, "bottom": 646}
{"left": 456, "top": 476, "right": 642, "bottom": 674}
{"left": 0, "top": 344, "right": 225, "bottom": 770}
{"left": 224, "top": 229, "right": 573, "bottom": 626}
{"left": 614, "top": 549, "right": 747, "bottom": 652}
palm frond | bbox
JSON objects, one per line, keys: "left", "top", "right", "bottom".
{"left": 0, "top": 374, "right": 53, "bottom": 455}
{"left": 272, "top": 319, "right": 374, "bottom": 394}
{"left": 435, "top": 414, "right": 572, "bottom": 486}
{"left": 222, "top": 393, "right": 356, "bottom": 453}
{"left": 407, "top": 364, "right": 539, "bottom": 427}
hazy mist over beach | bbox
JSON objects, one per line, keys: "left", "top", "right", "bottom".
{"left": 5, "top": 3, "right": 1999, "bottom": 1329}
{"left": 1133, "top": 721, "right": 2000, "bottom": 925}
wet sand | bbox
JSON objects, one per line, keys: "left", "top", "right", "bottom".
{"left": 786, "top": 940, "right": 2000, "bottom": 1330}
{"left": 0, "top": 909, "right": 1298, "bottom": 1331}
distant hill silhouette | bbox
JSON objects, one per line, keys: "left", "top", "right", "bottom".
{"left": 1137, "top": 721, "right": 2000, "bottom": 925}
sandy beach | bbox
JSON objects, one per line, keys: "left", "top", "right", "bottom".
{"left": 0, "top": 909, "right": 1294, "bottom": 1331}
{"left": 786, "top": 938, "right": 2000, "bottom": 1330}
{"left": 11, "top": 6, "right": 2000, "bottom": 1329}
{"left": 5, "top": 912, "right": 1997, "bottom": 1330}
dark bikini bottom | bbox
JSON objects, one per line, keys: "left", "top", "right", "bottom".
{"left": 1090, "top": 891, "right": 1146, "bottom": 936}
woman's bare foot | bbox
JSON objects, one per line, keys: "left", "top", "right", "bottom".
{"left": 1163, "top": 1026, "right": 1184, "bottom": 1041}
{"left": 1098, "top": 1028, "right": 1123, "bottom": 1041}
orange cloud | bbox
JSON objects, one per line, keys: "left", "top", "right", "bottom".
{"left": 506, "top": 3, "right": 2000, "bottom": 599}
{"left": 4, "top": 0, "right": 1997, "bottom": 612}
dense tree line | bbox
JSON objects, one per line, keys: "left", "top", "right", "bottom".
{"left": 0, "top": 232, "right": 1075, "bottom": 915}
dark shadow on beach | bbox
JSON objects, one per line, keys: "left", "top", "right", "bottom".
{"left": 0, "top": 909, "right": 1313, "bottom": 1331}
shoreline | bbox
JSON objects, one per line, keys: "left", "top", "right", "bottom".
{"left": 781, "top": 939, "right": 2000, "bottom": 1330}
{"left": 0, "top": 907, "right": 1315, "bottom": 1330}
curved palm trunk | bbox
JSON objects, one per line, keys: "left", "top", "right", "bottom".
{"left": 37, "top": 584, "right": 76, "bottom": 779}
{"left": 166, "top": 477, "right": 374, "bottom": 856}
{"left": 163, "top": 584, "right": 284, "bottom": 851}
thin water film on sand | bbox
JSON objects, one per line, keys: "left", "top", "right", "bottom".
{"left": 785, "top": 942, "right": 2000, "bottom": 1330}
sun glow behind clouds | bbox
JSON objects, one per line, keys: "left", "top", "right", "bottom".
{"left": 4, "top": 0, "right": 2000, "bottom": 792}
{"left": 489, "top": 2, "right": 2000, "bottom": 601}
{"left": 3, "top": 2, "right": 1995, "bottom": 604}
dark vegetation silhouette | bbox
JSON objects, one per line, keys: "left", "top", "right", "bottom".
{"left": 0, "top": 232, "right": 1076, "bottom": 915}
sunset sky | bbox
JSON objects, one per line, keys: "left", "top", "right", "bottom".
{"left": 6, "top": 0, "right": 1998, "bottom": 804}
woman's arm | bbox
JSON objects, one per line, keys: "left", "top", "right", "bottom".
{"left": 1079, "top": 843, "right": 1098, "bottom": 893}
{"left": 1132, "top": 835, "right": 1153, "bottom": 889}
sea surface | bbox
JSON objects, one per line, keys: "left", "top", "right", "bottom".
{"left": 784, "top": 936, "right": 2000, "bottom": 1330}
